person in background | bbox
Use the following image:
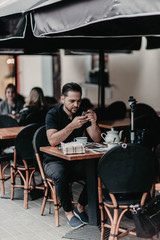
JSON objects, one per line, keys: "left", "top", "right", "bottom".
{"left": 17, "top": 87, "right": 48, "bottom": 126}
{"left": 132, "top": 103, "right": 160, "bottom": 150}
{"left": 43, "top": 82, "right": 101, "bottom": 229}
{"left": 80, "top": 98, "right": 94, "bottom": 110}
{"left": 0, "top": 83, "right": 24, "bottom": 117}
{"left": 44, "top": 96, "right": 58, "bottom": 109}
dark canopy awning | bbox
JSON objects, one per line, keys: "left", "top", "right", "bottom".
{"left": 1, "top": 0, "right": 160, "bottom": 107}
{"left": 0, "top": 0, "right": 160, "bottom": 53}
{"left": 32, "top": 0, "right": 160, "bottom": 38}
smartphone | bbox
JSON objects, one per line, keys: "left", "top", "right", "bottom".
{"left": 82, "top": 111, "right": 88, "bottom": 116}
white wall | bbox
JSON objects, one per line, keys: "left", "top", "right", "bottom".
{"left": 109, "top": 47, "right": 160, "bottom": 111}
{"left": 60, "top": 46, "right": 160, "bottom": 111}
{"left": 18, "top": 55, "right": 53, "bottom": 98}
{"left": 60, "top": 50, "right": 86, "bottom": 93}
{"left": 18, "top": 47, "right": 160, "bottom": 112}
{"left": 41, "top": 56, "right": 53, "bottom": 96}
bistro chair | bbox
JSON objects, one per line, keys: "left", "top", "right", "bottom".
{"left": 10, "top": 123, "right": 43, "bottom": 208}
{"left": 0, "top": 115, "right": 19, "bottom": 195}
{"left": 0, "top": 115, "right": 19, "bottom": 128}
{"left": 33, "top": 125, "right": 81, "bottom": 227}
{"left": 33, "top": 125, "right": 60, "bottom": 226}
{"left": 98, "top": 143, "right": 156, "bottom": 240}
{"left": 129, "top": 103, "right": 160, "bottom": 150}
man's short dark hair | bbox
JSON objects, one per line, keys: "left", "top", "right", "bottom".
{"left": 62, "top": 82, "right": 82, "bottom": 96}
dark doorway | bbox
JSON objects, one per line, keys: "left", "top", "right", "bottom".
{"left": 52, "top": 54, "right": 61, "bottom": 101}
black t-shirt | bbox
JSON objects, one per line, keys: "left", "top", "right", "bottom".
{"left": 43, "top": 104, "right": 90, "bottom": 164}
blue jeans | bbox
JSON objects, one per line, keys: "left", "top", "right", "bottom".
{"left": 44, "top": 159, "right": 88, "bottom": 212}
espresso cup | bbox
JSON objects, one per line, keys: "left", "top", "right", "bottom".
{"left": 74, "top": 137, "right": 88, "bottom": 144}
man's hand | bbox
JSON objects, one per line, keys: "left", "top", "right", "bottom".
{"left": 86, "top": 109, "right": 101, "bottom": 143}
{"left": 71, "top": 115, "right": 88, "bottom": 129}
{"left": 47, "top": 115, "right": 89, "bottom": 146}
{"left": 85, "top": 109, "right": 97, "bottom": 125}
{"left": 8, "top": 113, "right": 19, "bottom": 120}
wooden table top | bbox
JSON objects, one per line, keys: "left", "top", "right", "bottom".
{"left": 0, "top": 126, "right": 24, "bottom": 139}
{"left": 40, "top": 146, "right": 104, "bottom": 161}
{"left": 98, "top": 118, "right": 130, "bottom": 129}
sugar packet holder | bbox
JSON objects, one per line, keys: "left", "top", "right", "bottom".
{"left": 61, "top": 142, "right": 85, "bottom": 154}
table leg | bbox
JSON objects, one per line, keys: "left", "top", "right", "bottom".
{"left": 63, "top": 158, "right": 102, "bottom": 240}
{"left": 86, "top": 158, "right": 100, "bottom": 226}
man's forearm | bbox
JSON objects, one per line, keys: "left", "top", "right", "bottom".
{"left": 48, "top": 123, "right": 74, "bottom": 146}
{"left": 87, "top": 123, "right": 101, "bottom": 143}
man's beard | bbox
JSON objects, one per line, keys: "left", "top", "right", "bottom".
{"left": 66, "top": 106, "right": 78, "bottom": 114}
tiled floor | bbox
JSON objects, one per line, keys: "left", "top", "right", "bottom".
{"left": 0, "top": 168, "right": 159, "bottom": 240}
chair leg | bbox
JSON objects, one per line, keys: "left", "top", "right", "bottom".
{"left": 10, "top": 165, "right": 15, "bottom": 200}
{"left": 24, "top": 169, "right": 29, "bottom": 209}
{"left": 0, "top": 162, "right": 10, "bottom": 196}
{"left": 98, "top": 177, "right": 106, "bottom": 240}
{"left": 41, "top": 186, "right": 49, "bottom": 215}
{"left": 53, "top": 189, "right": 60, "bottom": 227}
{"left": 99, "top": 201, "right": 106, "bottom": 240}
{"left": 0, "top": 163, "right": 5, "bottom": 195}
{"left": 49, "top": 181, "right": 60, "bottom": 227}
{"left": 108, "top": 208, "right": 119, "bottom": 240}
{"left": 101, "top": 210, "right": 106, "bottom": 240}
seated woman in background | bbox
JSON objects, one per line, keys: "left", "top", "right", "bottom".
{"left": 17, "top": 87, "right": 48, "bottom": 126}
{"left": 0, "top": 83, "right": 24, "bottom": 117}
{"left": 133, "top": 103, "right": 160, "bottom": 149}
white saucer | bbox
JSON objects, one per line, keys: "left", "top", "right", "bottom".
{"left": 103, "top": 142, "right": 122, "bottom": 145}
{"left": 85, "top": 142, "right": 92, "bottom": 146}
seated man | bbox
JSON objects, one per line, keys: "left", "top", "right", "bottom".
{"left": 43, "top": 82, "right": 101, "bottom": 229}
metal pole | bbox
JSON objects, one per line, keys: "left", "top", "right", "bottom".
{"left": 99, "top": 49, "right": 105, "bottom": 108}
{"left": 128, "top": 96, "right": 137, "bottom": 143}
{"left": 130, "top": 111, "right": 135, "bottom": 143}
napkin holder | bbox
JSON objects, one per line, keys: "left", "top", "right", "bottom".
{"left": 61, "top": 142, "right": 85, "bottom": 154}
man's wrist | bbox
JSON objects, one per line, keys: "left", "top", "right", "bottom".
{"left": 91, "top": 121, "right": 98, "bottom": 127}
{"left": 66, "top": 122, "right": 74, "bottom": 132}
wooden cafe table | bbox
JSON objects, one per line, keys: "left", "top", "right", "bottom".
{"left": 98, "top": 117, "right": 130, "bottom": 130}
{"left": 0, "top": 126, "right": 24, "bottom": 139}
{"left": 0, "top": 126, "right": 23, "bottom": 197}
{"left": 40, "top": 145, "right": 105, "bottom": 237}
